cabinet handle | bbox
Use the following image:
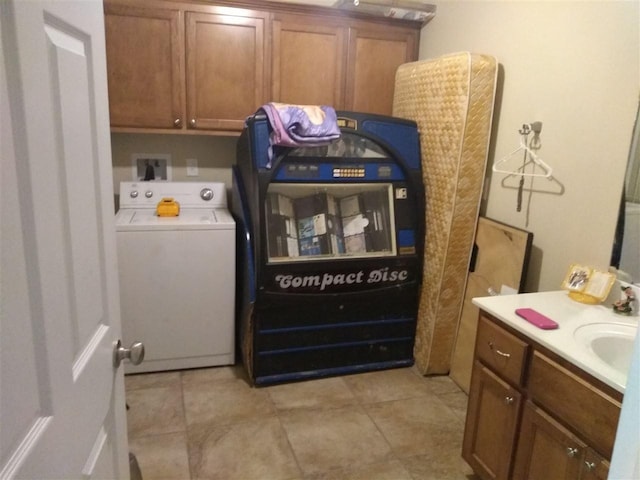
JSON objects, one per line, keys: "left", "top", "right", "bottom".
{"left": 504, "top": 396, "right": 514, "bottom": 405}
{"left": 488, "top": 341, "right": 511, "bottom": 358}
{"left": 173, "top": 118, "right": 182, "bottom": 128}
{"left": 566, "top": 447, "right": 579, "bottom": 457}
{"left": 584, "top": 461, "right": 596, "bottom": 471}
{"left": 190, "top": 118, "right": 196, "bottom": 127}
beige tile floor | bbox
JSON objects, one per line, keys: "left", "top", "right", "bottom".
{"left": 125, "top": 365, "right": 478, "bottom": 480}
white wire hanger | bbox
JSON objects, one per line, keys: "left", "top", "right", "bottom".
{"left": 492, "top": 123, "right": 553, "bottom": 178}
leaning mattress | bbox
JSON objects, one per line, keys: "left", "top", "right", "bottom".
{"left": 392, "top": 52, "right": 498, "bottom": 374}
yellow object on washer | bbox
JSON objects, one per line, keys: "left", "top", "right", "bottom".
{"left": 156, "top": 197, "right": 180, "bottom": 217}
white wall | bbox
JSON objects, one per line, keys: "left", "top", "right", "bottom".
{"left": 110, "top": 133, "right": 237, "bottom": 205}
{"left": 419, "top": 1, "right": 639, "bottom": 291}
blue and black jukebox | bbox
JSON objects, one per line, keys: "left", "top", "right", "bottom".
{"left": 231, "top": 111, "right": 425, "bottom": 385}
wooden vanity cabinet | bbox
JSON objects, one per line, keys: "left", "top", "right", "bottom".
{"left": 463, "top": 315, "right": 528, "bottom": 480}
{"left": 463, "top": 313, "right": 621, "bottom": 480}
{"left": 513, "top": 401, "right": 587, "bottom": 480}
{"left": 463, "top": 361, "right": 523, "bottom": 480}
{"left": 526, "top": 351, "right": 620, "bottom": 459}
{"left": 581, "top": 450, "right": 610, "bottom": 480}
{"left": 513, "top": 402, "right": 610, "bottom": 480}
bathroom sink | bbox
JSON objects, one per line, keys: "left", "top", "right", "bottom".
{"left": 573, "top": 322, "right": 637, "bottom": 375}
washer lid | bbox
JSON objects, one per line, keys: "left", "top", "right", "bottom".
{"left": 115, "top": 208, "right": 234, "bottom": 231}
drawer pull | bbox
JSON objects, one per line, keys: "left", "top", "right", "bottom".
{"left": 584, "top": 461, "right": 596, "bottom": 471}
{"left": 488, "top": 341, "right": 511, "bottom": 359}
{"left": 505, "top": 396, "right": 514, "bottom": 405}
{"left": 566, "top": 447, "right": 579, "bottom": 457}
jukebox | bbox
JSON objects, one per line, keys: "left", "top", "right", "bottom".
{"left": 232, "top": 111, "right": 425, "bottom": 385}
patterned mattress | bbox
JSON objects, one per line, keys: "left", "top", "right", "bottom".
{"left": 392, "top": 52, "right": 498, "bottom": 374}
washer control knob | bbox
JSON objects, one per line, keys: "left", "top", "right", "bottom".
{"left": 130, "top": 190, "right": 139, "bottom": 199}
{"left": 200, "top": 188, "right": 214, "bottom": 201}
{"left": 145, "top": 190, "right": 153, "bottom": 198}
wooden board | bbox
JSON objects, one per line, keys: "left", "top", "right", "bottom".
{"left": 449, "top": 217, "right": 532, "bottom": 392}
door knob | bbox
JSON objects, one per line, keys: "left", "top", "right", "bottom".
{"left": 113, "top": 339, "right": 145, "bottom": 368}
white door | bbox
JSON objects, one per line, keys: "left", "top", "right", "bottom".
{"left": 1, "top": 0, "right": 130, "bottom": 478}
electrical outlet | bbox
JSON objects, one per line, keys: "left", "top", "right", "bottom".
{"left": 186, "top": 158, "right": 199, "bottom": 176}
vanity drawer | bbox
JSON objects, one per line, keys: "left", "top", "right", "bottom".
{"left": 476, "top": 315, "right": 529, "bottom": 387}
{"left": 527, "top": 351, "right": 622, "bottom": 459}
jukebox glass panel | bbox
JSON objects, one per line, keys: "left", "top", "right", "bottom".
{"left": 265, "top": 183, "right": 396, "bottom": 263}
{"left": 287, "top": 133, "right": 387, "bottom": 159}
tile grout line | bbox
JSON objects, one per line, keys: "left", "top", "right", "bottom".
{"left": 178, "top": 371, "right": 196, "bottom": 480}
{"left": 339, "top": 375, "right": 410, "bottom": 475}
{"left": 268, "top": 392, "right": 307, "bottom": 480}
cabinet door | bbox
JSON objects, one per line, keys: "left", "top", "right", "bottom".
{"left": 463, "top": 361, "right": 522, "bottom": 480}
{"left": 186, "top": 10, "right": 267, "bottom": 131}
{"left": 528, "top": 351, "right": 621, "bottom": 459}
{"left": 272, "top": 15, "right": 346, "bottom": 107}
{"left": 513, "top": 402, "right": 584, "bottom": 480}
{"left": 580, "top": 449, "right": 609, "bottom": 480}
{"left": 345, "top": 26, "right": 417, "bottom": 115}
{"left": 104, "top": 3, "right": 184, "bottom": 129}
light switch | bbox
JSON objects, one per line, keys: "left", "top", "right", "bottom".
{"left": 186, "top": 158, "right": 198, "bottom": 176}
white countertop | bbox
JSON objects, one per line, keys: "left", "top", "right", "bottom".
{"left": 473, "top": 291, "right": 638, "bottom": 394}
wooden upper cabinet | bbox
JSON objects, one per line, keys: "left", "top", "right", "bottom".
{"left": 103, "top": 1, "right": 421, "bottom": 132}
{"left": 271, "top": 15, "right": 346, "bottom": 107}
{"left": 271, "top": 15, "right": 418, "bottom": 116}
{"left": 185, "top": 11, "right": 267, "bottom": 131}
{"left": 345, "top": 26, "right": 418, "bottom": 115}
{"left": 104, "top": 3, "right": 184, "bottom": 129}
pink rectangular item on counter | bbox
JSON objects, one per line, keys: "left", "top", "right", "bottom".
{"left": 515, "top": 308, "right": 559, "bottom": 330}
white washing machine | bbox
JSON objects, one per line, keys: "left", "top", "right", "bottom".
{"left": 115, "top": 181, "right": 235, "bottom": 373}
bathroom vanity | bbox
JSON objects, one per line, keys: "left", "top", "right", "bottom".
{"left": 462, "top": 291, "right": 636, "bottom": 480}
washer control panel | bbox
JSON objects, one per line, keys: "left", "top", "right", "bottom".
{"left": 119, "top": 182, "right": 227, "bottom": 209}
